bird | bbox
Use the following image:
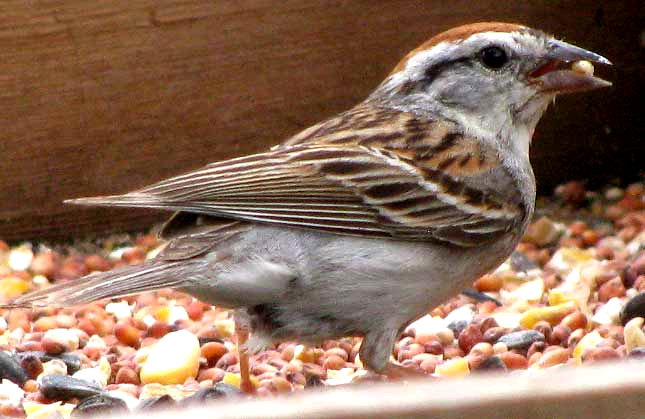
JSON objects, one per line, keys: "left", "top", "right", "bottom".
{"left": 8, "top": 22, "right": 611, "bottom": 391}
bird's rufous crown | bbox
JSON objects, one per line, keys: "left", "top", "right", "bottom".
{"left": 389, "top": 22, "right": 526, "bottom": 75}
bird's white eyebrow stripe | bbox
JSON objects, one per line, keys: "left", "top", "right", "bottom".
{"left": 398, "top": 30, "right": 535, "bottom": 79}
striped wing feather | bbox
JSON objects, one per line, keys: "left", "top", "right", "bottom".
{"left": 69, "top": 106, "right": 523, "bottom": 246}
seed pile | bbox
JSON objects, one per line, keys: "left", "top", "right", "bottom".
{"left": 0, "top": 180, "right": 642, "bottom": 417}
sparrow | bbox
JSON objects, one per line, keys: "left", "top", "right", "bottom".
{"left": 9, "top": 22, "right": 611, "bottom": 389}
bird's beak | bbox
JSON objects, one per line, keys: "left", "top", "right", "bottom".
{"left": 529, "top": 39, "right": 612, "bottom": 94}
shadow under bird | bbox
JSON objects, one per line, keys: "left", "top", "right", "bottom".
{"left": 7, "top": 22, "right": 611, "bottom": 391}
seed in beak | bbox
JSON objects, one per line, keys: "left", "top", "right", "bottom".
{"left": 571, "top": 60, "right": 594, "bottom": 77}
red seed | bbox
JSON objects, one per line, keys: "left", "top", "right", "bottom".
{"left": 55, "top": 314, "right": 76, "bottom": 329}
{"left": 197, "top": 367, "right": 225, "bottom": 383}
{"left": 303, "top": 362, "right": 326, "bottom": 380}
{"left": 567, "top": 329, "right": 586, "bottom": 348}
{"left": 424, "top": 341, "right": 444, "bottom": 356}
{"left": 322, "top": 354, "right": 345, "bottom": 370}
{"left": 88, "top": 313, "right": 113, "bottom": 337}
{"left": 483, "top": 327, "right": 508, "bottom": 343}
{"left": 569, "top": 221, "right": 588, "bottom": 236}
{"left": 526, "top": 341, "right": 547, "bottom": 359}
{"left": 22, "top": 333, "right": 43, "bottom": 343}
{"left": 268, "top": 376, "right": 292, "bottom": 393}
{"left": 57, "top": 259, "right": 88, "bottom": 280}
{"left": 187, "top": 301, "right": 205, "bottom": 321}
{"left": 556, "top": 181, "right": 586, "bottom": 207}
{"left": 0, "top": 404, "right": 24, "bottom": 417}
{"left": 23, "top": 379, "right": 39, "bottom": 393}
{"left": 550, "top": 325, "right": 572, "bottom": 346}
{"left": 41, "top": 338, "right": 66, "bottom": 355}
{"left": 535, "top": 347, "right": 569, "bottom": 368}
{"left": 443, "top": 346, "right": 465, "bottom": 359}
{"left": 634, "top": 275, "right": 645, "bottom": 292}
{"left": 136, "top": 235, "right": 159, "bottom": 250}
{"left": 477, "top": 301, "right": 498, "bottom": 315}
{"left": 533, "top": 321, "right": 553, "bottom": 343}
{"left": 596, "top": 338, "right": 619, "bottom": 349}
{"left": 114, "top": 322, "right": 141, "bottom": 348}
{"left": 419, "top": 357, "right": 440, "bottom": 374}
{"left": 84, "top": 255, "right": 112, "bottom": 272}
{"left": 281, "top": 344, "right": 296, "bottom": 361}
{"left": 215, "top": 352, "right": 238, "bottom": 370}
{"left": 474, "top": 275, "right": 503, "bottom": 292}
{"left": 31, "top": 252, "right": 58, "bottom": 277}
{"left": 20, "top": 355, "right": 43, "bottom": 379}
{"left": 33, "top": 317, "right": 58, "bottom": 333}
{"left": 324, "top": 347, "right": 349, "bottom": 361}
{"left": 201, "top": 342, "right": 228, "bottom": 367}
{"left": 115, "top": 367, "right": 140, "bottom": 385}
{"left": 77, "top": 318, "right": 97, "bottom": 336}
{"left": 478, "top": 317, "right": 499, "bottom": 333}
{"left": 147, "top": 321, "right": 172, "bottom": 339}
{"left": 122, "top": 248, "right": 146, "bottom": 264}
{"left": 583, "top": 347, "right": 620, "bottom": 364}
{"left": 499, "top": 351, "right": 528, "bottom": 370}
{"left": 458, "top": 324, "right": 484, "bottom": 353}
{"left": 559, "top": 237, "right": 584, "bottom": 248}
{"left": 597, "top": 277, "right": 626, "bottom": 302}
{"left": 560, "top": 311, "right": 588, "bottom": 331}
{"left": 618, "top": 226, "right": 637, "bottom": 241}
{"left": 581, "top": 230, "right": 599, "bottom": 246}
{"left": 16, "top": 341, "right": 43, "bottom": 352}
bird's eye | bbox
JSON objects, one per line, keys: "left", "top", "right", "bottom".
{"left": 479, "top": 46, "right": 508, "bottom": 69}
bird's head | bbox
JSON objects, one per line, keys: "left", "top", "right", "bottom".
{"left": 372, "top": 22, "right": 611, "bottom": 154}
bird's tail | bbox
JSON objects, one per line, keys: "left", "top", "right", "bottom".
{"left": 64, "top": 193, "right": 168, "bottom": 210}
{"left": 2, "top": 260, "right": 199, "bottom": 308}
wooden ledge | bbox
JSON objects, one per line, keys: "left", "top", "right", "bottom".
{"left": 125, "top": 361, "right": 645, "bottom": 419}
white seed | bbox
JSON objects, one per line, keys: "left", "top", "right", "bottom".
{"left": 571, "top": 60, "right": 594, "bottom": 76}
{"left": 105, "top": 301, "right": 134, "bottom": 320}
{"left": 8, "top": 245, "right": 33, "bottom": 271}
{"left": 167, "top": 305, "right": 189, "bottom": 324}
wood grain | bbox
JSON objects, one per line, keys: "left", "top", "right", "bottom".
{"left": 0, "top": 0, "right": 642, "bottom": 241}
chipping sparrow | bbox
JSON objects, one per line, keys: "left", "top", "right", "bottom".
{"left": 10, "top": 22, "right": 610, "bottom": 385}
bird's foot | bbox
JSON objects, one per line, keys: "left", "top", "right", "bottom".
{"left": 350, "top": 362, "right": 428, "bottom": 385}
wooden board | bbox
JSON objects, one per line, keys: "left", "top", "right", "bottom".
{"left": 123, "top": 361, "right": 645, "bottom": 419}
{"left": 0, "top": 0, "right": 642, "bottom": 241}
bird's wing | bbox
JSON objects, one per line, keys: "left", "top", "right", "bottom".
{"left": 157, "top": 215, "right": 250, "bottom": 261}
{"left": 67, "top": 107, "right": 525, "bottom": 247}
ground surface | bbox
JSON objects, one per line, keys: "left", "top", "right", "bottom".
{"left": 0, "top": 180, "right": 643, "bottom": 417}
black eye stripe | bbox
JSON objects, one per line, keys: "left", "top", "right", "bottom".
{"left": 420, "top": 46, "right": 509, "bottom": 85}
{"left": 423, "top": 56, "right": 471, "bottom": 81}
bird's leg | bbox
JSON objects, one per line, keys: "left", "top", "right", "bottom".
{"left": 233, "top": 313, "right": 255, "bottom": 394}
{"left": 358, "top": 328, "right": 428, "bottom": 382}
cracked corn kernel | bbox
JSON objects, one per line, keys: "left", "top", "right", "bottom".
{"left": 571, "top": 60, "right": 594, "bottom": 76}
{"left": 223, "top": 372, "right": 259, "bottom": 389}
{"left": 573, "top": 330, "right": 603, "bottom": 363}
{"left": 0, "top": 277, "right": 32, "bottom": 299}
{"left": 140, "top": 330, "right": 200, "bottom": 385}
{"left": 624, "top": 317, "right": 645, "bottom": 353}
{"left": 519, "top": 301, "right": 577, "bottom": 328}
{"left": 435, "top": 358, "right": 470, "bottom": 377}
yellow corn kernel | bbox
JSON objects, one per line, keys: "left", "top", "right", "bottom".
{"left": 435, "top": 358, "right": 470, "bottom": 377}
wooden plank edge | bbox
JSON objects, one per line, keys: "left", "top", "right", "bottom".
{"left": 120, "top": 360, "right": 645, "bottom": 419}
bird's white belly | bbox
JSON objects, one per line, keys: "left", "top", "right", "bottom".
{"left": 185, "top": 226, "right": 519, "bottom": 346}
